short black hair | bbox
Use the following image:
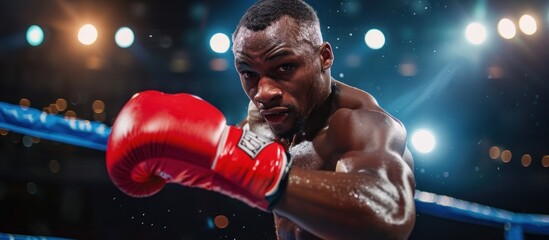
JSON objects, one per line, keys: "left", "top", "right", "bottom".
{"left": 233, "top": 0, "right": 319, "bottom": 38}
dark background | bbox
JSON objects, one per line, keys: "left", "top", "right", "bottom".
{"left": 0, "top": 0, "right": 548, "bottom": 239}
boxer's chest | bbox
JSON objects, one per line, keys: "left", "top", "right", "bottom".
{"left": 288, "top": 140, "right": 323, "bottom": 170}
{"left": 287, "top": 128, "right": 336, "bottom": 171}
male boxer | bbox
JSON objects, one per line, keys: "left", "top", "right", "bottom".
{"left": 107, "top": 0, "right": 415, "bottom": 239}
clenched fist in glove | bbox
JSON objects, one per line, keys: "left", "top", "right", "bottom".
{"left": 106, "top": 91, "right": 290, "bottom": 211}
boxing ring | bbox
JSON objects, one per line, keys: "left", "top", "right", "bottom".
{"left": 1, "top": 101, "right": 548, "bottom": 240}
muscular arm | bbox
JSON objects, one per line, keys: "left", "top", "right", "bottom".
{"left": 272, "top": 109, "right": 416, "bottom": 240}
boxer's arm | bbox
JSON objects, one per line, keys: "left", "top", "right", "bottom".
{"left": 272, "top": 108, "right": 416, "bottom": 240}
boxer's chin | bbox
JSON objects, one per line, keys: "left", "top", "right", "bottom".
{"left": 268, "top": 115, "right": 302, "bottom": 140}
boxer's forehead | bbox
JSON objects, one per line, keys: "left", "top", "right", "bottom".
{"left": 233, "top": 16, "right": 308, "bottom": 61}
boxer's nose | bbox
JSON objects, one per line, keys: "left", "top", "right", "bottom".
{"left": 254, "top": 76, "right": 282, "bottom": 109}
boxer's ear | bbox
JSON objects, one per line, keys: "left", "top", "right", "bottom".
{"left": 319, "top": 42, "right": 334, "bottom": 72}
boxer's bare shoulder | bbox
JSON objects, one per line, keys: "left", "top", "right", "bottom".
{"left": 328, "top": 81, "right": 414, "bottom": 171}
{"left": 242, "top": 80, "right": 411, "bottom": 171}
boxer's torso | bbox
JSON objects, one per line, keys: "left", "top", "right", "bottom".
{"left": 248, "top": 80, "right": 385, "bottom": 239}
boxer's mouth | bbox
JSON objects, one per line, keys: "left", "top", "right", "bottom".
{"left": 260, "top": 109, "right": 289, "bottom": 124}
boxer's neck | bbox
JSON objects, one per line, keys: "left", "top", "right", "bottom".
{"left": 286, "top": 80, "right": 337, "bottom": 146}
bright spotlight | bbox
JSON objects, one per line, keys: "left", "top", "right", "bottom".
{"left": 209, "top": 33, "right": 230, "bottom": 53}
{"left": 519, "top": 14, "right": 537, "bottom": 35}
{"left": 26, "top": 25, "right": 44, "bottom": 47}
{"left": 411, "top": 129, "right": 436, "bottom": 153}
{"left": 115, "top": 27, "right": 135, "bottom": 48}
{"left": 465, "top": 22, "right": 487, "bottom": 45}
{"left": 497, "top": 18, "right": 516, "bottom": 39}
{"left": 78, "top": 24, "right": 98, "bottom": 45}
{"left": 364, "top": 29, "right": 385, "bottom": 50}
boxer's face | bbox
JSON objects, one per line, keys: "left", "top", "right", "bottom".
{"left": 233, "top": 17, "right": 328, "bottom": 138}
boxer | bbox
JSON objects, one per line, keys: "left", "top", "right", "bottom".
{"left": 107, "top": 0, "right": 416, "bottom": 239}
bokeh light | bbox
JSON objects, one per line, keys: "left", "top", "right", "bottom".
{"left": 92, "top": 100, "right": 105, "bottom": 113}
{"left": 78, "top": 24, "right": 98, "bottom": 45}
{"left": 65, "top": 110, "right": 77, "bottom": 118}
{"left": 189, "top": 3, "right": 207, "bottom": 21}
{"left": 501, "top": 150, "right": 512, "bottom": 163}
{"left": 0, "top": 129, "right": 8, "bottom": 136}
{"left": 399, "top": 63, "right": 417, "bottom": 77}
{"left": 411, "top": 129, "right": 436, "bottom": 153}
{"left": 519, "top": 14, "right": 537, "bottom": 35}
{"left": 115, "top": 27, "right": 135, "bottom": 48}
{"left": 85, "top": 56, "right": 103, "bottom": 70}
{"left": 26, "top": 25, "right": 44, "bottom": 47}
{"left": 49, "top": 104, "right": 59, "bottom": 114}
{"left": 214, "top": 215, "right": 229, "bottom": 229}
{"left": 497, "top": 18, "right": 516, "bottom": 39}
{"left": 19, "top": 98, "right": 30, "bottom": 109}
{"left": 489, "top": 146, "right": 501, "bottom": 160}
{"left": 542, "top": 155, "right": 549, "bottom": 167}
{"left": 55, "top": 98, "right": 67, "bottom": 112}
{"left": 209, "top": 33, "right": 230, "bottom": 53}
{"left": 170, "top": 51, "right": 190, "bottom": 73}
{"left": 209, "top": 58, "right": 228, "bottom": 71}
{"left": 26, "top": 182, "right": 37, "bottom": 195}
{"left": 465, "top": 22, "right": 487, "bottom": 45}
{"left": 49, "top": 160, "right": 60, "bottom": 173}
{"left": 488, "top": 65, "right": 504, "bottom": 79}
{"left": 22, "top": 135, "right": 33, "bottom": 147}
{"left": 521, "top": 154, "right": 532, "bottom": 167}
{"left": 364, "top": 29, "right": 385, "bottom": 50}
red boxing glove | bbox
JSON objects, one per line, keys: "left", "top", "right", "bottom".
{"left": 106, "top": 91, "right": 290, "bottom": 211}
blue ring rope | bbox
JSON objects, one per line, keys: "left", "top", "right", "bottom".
{"left": 0, "top": 102, "right": 109, "bottom": 151}
{"left": 1, "top": 101, "right": 548, "bottom": 239}
{"left": 0, "top": 233, "right": 70, "bottom": 240}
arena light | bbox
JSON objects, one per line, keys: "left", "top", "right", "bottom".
{"left": 519, "top": 14, "right": 537, "bottom": 35}
{"left": 497, "top": 18, "right": 516, "bottom": 39}
{"left": 209, "top": 33, "right": 230, "bottom": 53}
{"left": 364, "top": 29, "right": 385, "bottom": 50}
{"left": 411, "top": 129, "right": 436, "bottom": 154}
{"left": 465, "top": 22, "right": 487, "bottom": 45}
{"left": 78, "top": 24, "right": 98, "bottom": 45}
{"left": 115, "top": 27, "right": 135, "bottom": 48}
{"left": 26, "top": 25, "right": 44, "bottom": 47}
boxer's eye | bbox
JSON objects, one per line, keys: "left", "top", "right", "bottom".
{"left": 277, "top": 64, "right": 295, "bottom": 73}
{"left": 240, "top": 71, "right": 258, "bottom": 80}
